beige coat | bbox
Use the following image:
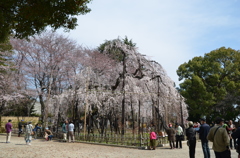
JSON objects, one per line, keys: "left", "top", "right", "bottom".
{"left": 207, "top": 125, "right": 230, "bottom": 152}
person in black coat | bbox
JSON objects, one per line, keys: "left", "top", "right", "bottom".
{"left": 186, "top": 121, "right": 197, "bottom": 158}
{"left": 232, "top": 126, "right": 240, "bottom": 158}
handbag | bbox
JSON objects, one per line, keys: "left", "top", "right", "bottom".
{"left": 176, "top": 134, "right": 184, "bottom": 140}
{"left": 30, "top": 125, "right": 34, "bottom": 135}
{"left": 179, "top": 134, "right": 184, "bottom": 140}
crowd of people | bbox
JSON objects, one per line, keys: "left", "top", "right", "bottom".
{"left": 148, "top": 117, "right": 240, "bottom": 158}
{"left": 4, "top": 119, "right": 76, "bottom": 145}
{"left": 5, "top": 120, "right": 43, "bottom": 145}
{"left": 5, "top": 117, "right": 240, "bottom": 158}
{"left": 184, "top": 117, "right": 239, "bottom": 158}
{"left": 186, "top": 117, "right": 239, "bottom": 158}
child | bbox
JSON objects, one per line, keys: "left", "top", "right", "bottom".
{"left": 150, "top": 129, "right": 157, "bottom": 150}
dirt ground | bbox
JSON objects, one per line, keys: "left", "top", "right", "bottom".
{"left": 0, "top": 134, "right": 238, "bottom": 158}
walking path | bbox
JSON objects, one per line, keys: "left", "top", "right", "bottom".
{"left": 0, "top": 134, "right": 238, "bottom": 158}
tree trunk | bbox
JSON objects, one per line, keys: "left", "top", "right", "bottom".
{"left": 121, "top": 51, "right": 126, "bottom": 136}
{"left": 39, "top": 94, "right": 45, "bottom": 127}
{"left": 130, "top": 100, "right": 135, "bottom": 135}
{"left": 138, "top": 100, "right": 141, "bottom": 135}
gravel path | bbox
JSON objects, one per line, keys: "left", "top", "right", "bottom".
{"left": 0, "top": 134, "right": 238, "bottom": 158}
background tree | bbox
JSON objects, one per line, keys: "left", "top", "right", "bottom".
{"left": 11, "top": 33, "right": 188, "bottom": 136}
{"left": 0, "top": 38, "right": 30, "bottom": 117}
{"left": 98, "top": 36, "right": 136, "bottom": 62}
{"left": 4, "top": 96, "right": 36, "bottom": 117}
{"left": 0, "top": 0, "right": 92, "bottom": 43}
{"left": 99, "top": 37, "right": 137, "bottom": 135}
{"left": 177, "top": 47, "right": 240, "bottom": 121}
{"left": 11, "top": 31, "right": 84, "bottom": 127}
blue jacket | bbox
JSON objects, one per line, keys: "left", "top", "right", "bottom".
{"left": 33, "top": 125, "right": 41, "bottom": 132}
{"left": 198, "top": 123, "right": 210, "bottom": 141}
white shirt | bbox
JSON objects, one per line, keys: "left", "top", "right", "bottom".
{"left": 68, "top": 123, "right": 74, "bottom": 132}
{"left": 25, "top": 124, "right": 33, "bottom": 134}
{"left": 176, "top": 126, "right": 183, "bottom": 135}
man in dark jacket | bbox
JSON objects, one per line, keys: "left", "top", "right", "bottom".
{"left": 186, "top": 121, "right": 196, "bottom": 158}
{"left": 231, "top": 126, "right": 240, "bottom": 158}
{"left": 18, "top": 120, "right": 24, "bottom": 137}
{"left": 198, "top": 118, "right": 210, "bottom": 158}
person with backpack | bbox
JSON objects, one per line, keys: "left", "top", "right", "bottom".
{"left": 207, "top": 117, "right": 230, "bottom": 158}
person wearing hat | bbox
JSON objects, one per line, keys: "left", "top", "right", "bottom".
{"left": 5, "top": 119, "right": 12, "bottom": 143}
{"left": 25, "top": 121, "right": 33, "bottom": 145}
{"left": 198, "top": 118, "right": 210, "bottom": 158}
{"left": 166, "top": 123, "right": 176, "bottom": 149}
{"left": 186, "top": 121, "right": 197, "bottom": 158}
{"left": 207, "top": 117, "right": 230, "bottom": 158}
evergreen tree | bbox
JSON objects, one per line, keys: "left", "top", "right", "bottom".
{"left": 177, "top": 47, "right": 240, "bottom": 121}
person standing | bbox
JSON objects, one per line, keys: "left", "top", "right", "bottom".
{"left": 25, "top": 122, "right": 33, "bottom": 145}
{"left": 228, "top": 120, "right": 236, "bottom": 149}
{"left": 5, "top": 119, "right": 12, "bottom": 143}
{"left": 198, "top": 118, "right": 211, "bottom": 158}
{"left": 18, "top": 120, "right": 24, "bottom": 137}
{"left": 149, "top": 128, "right": 157, "bottom": 150}
{"left": 68, "top": 121, "right": 74, "bottom": 143}
{"left": 186, "top": 121, "right": 197, "bottom": 158}
{"left": 62, "top": 120, "right": 68, "bottom": 142}
{"left": 207, "top": 117, "right": 230, "bottom": 158}
{"left": 166, "top": 123, "right": 176, "bottom": 149}
{"left": 175, "top": 123, "right": 183, "bottom": 149}
{"left": 231, "top": 126, "right": 240, "bottom": 158}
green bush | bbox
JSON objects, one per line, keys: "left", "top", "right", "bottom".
{"left": 0, "top": 127, "right": 5, "bottom": 133}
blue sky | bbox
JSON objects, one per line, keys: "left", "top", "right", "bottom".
{"left": 61, "top": 0, "right": 240, "bottom": 86}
